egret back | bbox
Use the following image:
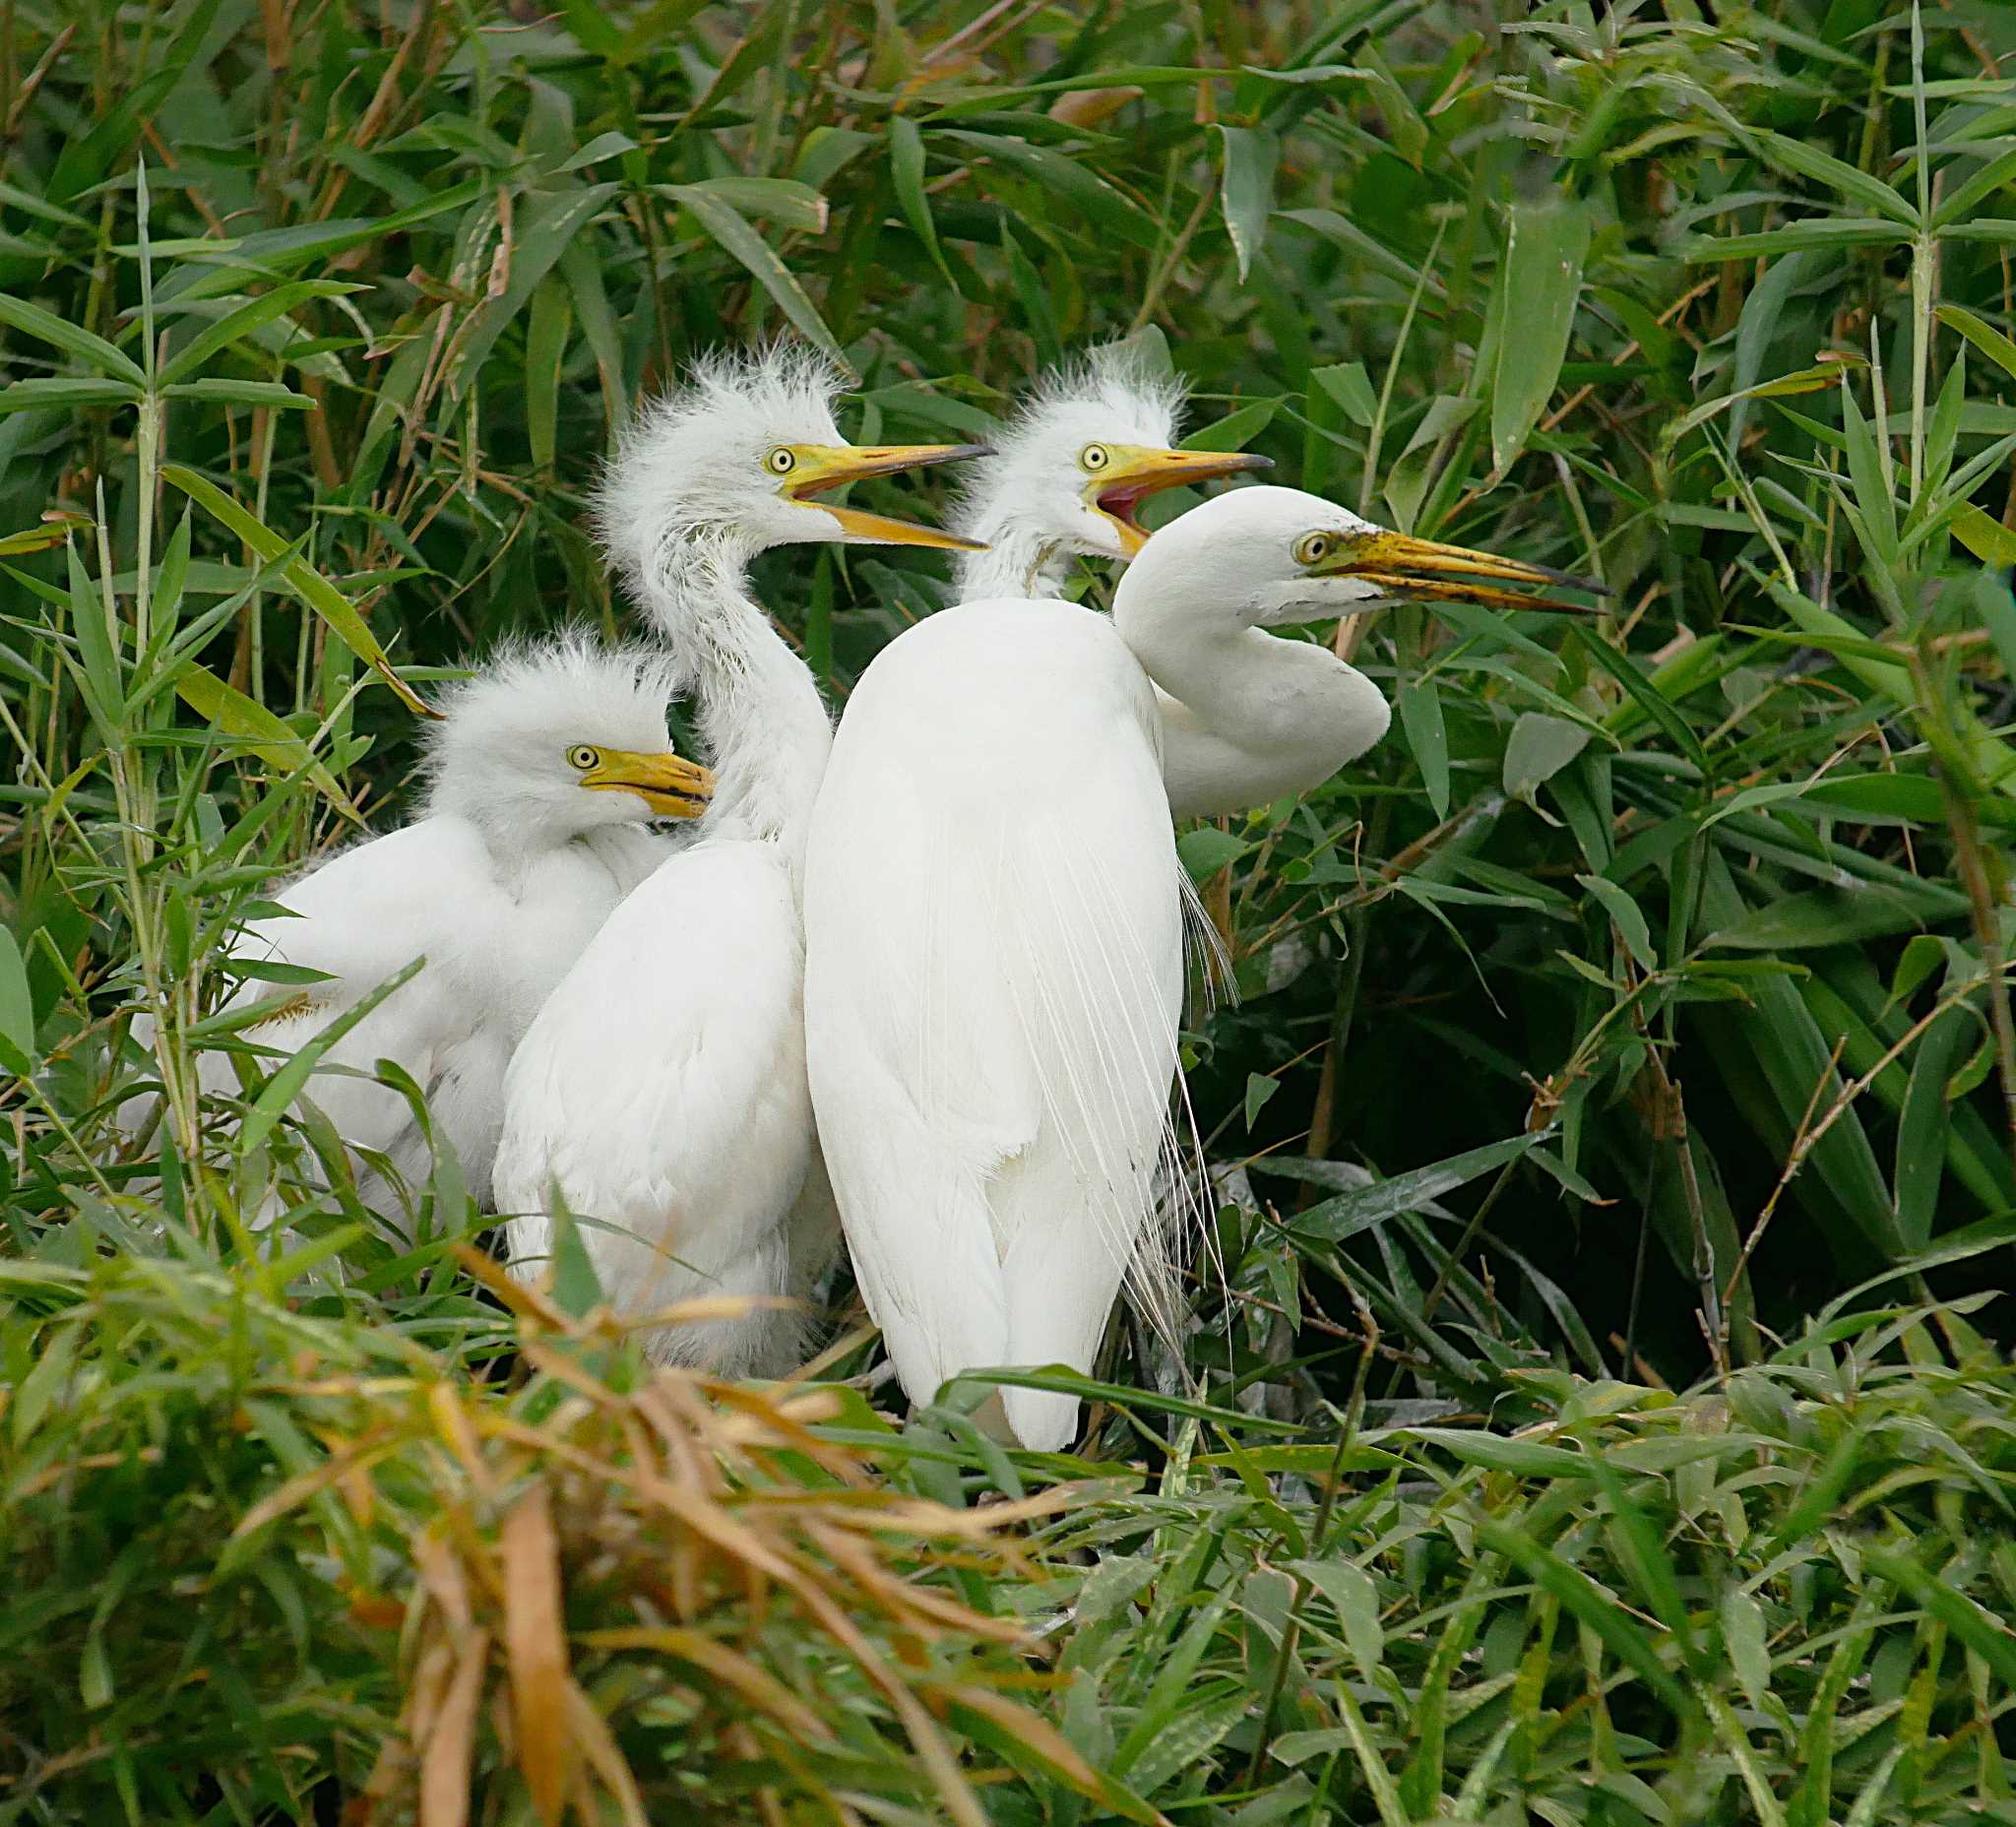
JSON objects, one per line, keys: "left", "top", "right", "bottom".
{"left": 802, "top": 599, "right": 1187, "bottom": 1450}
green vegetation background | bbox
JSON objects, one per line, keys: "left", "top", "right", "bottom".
{"left": 5, "top": 0, "right": 2016, "bottom": 1821}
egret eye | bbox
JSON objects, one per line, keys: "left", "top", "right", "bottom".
{"left": 1293, "top": 531, "right": 1336, "bottom": 567}
{"left": 567, "top": 745, "right": 599, "bottom": 771}
{"left": 1079, "top": 443, "right": 1111, "bottom": 472}
{"left": 765, "top": 446, "right": 797, "bottom": 475}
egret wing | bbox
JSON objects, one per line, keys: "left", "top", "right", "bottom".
{"left": 804, "top": 601, "right": 1188, "bottom": 1448}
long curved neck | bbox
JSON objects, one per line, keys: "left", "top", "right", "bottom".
{"left": 642, "top": 536, "right": 832, "bottom": 867}
{"left": 954, "top": 513, "right": 1074, "bottom": 602}
{"left": 1116, "top": 603, "right": 1392, "bottom": 821}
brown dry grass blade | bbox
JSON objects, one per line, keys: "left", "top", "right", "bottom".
{"left": 500, "top": 1480, "right": 573, "bottom": 1827}
{"left": 418, "top": 1628, "right": 489, "bottom": 1827}
{"left": 561, "top": 1677, "right": 648, "bottom": 1827}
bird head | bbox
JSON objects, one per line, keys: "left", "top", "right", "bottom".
{"left": 596, "top": 345, "right": 988, "bottom": 573}
{"left": 420, "top": 633, "right": 714, "bottom": 855}
{"left": 1113, "top": 485, "right": 1600, "bottom": 633}
{"left": 955, "top": 343, "right": 1271, "bottom": 567}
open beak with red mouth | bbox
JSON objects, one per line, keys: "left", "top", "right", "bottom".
{"left": 780, "top": 443, "right": 992, "bottom": 549}
{"left": 1087, "top": 447, "right": 1275, "bottom": 554}
{"left": 1314, "top": 530, "right": 1603, "bottom": 614}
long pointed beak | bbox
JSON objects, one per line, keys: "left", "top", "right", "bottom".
{"left": 1093, "top": 446, "right": 1274, "bottom": 554}
{"left": 787, "top": 442, "right": 992, "bottom": 550}
{"left": 1317, "top": 531, "right": 1603, "bottom": 613}
{"left": 581, "top": 748, "right": 716, "bottom": 819}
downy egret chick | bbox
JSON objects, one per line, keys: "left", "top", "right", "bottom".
{"left": 950, "top": 345, "right": 1269, "bottom": 602}
{"left": 495, "top": 346, "right": 985, "bottom": 1377}
{"left": 802, "top": 484, "right": 1594, "bottom": 1449}
{"left": 950, "top": 346, "right": 1384, "bottom": 819}
{"left": 126, "top": 634, "right": 713, "bottom": 1227}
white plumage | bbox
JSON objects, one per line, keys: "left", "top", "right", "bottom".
{"left": 804, "top": 483, "right": 1592, "bottom": 1448}
{"left": 494, "top": 346, "right": 982, "bottom": 1375}
{"left": 123, "top": 633, "right": 712, "bottom": 1228}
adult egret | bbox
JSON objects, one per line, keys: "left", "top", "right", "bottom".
{"left": 494, "top": 346, "right": 984, "bottom": 1375}
{"left": 802, "top": 483, "right": 1593, "bottom": 1449}
{"left": 124, "top": 633, "right": 714, "bottom": 1226}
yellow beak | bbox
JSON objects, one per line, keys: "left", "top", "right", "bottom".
{"left": 1087, "top": 446, "right": 1274, "bottom": 554}
{"left": 1315, "top": 531, "right": 1602, "bottom": 614}
{"left": 784, "top": 443, "right": 992, "bottom": 550}
{"left": 581, "top": 748, "right": 715, "bottom": 819}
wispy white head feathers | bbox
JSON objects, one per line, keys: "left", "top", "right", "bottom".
{"left": 419, "top": 631, "right": 687, "bottom": 857}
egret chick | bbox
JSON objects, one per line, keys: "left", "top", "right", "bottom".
{"left": 125, "top": 634, "right": 713, "bottom": 1227}
{"left": 803, "top": 484, "right": 1593, "bottom": 1449}
{"left": 495, "top": 346, "right": 985, "bottom": 1376}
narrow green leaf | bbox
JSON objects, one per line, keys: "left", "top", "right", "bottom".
{"left": 1746, "top": 128, "right": 1918, "bottom": 224}
{"left": 1216, "top": 124, "right": 1279, "bottom": 284}
{"left": 1491, "top": 200, "right": 1590, "bottom": 473}
{"left": 1398, "top": 675, "right": 1449, "bottom": 818}
{"left": 159, "top": 280, "right": 362, "bottom": 385}
{"left": 0, "top": 377, "right": 144, "bottom": 415}
{"left": 1578, "top": 873, "right": 1656, "bottom": 971}
{"left": 174, "top": 663, "right": 360, "bottom": 820}
{"left": 237, "top": 957, "right": 426, "bottom": 1156}
{"left": 1935, "top": 302, "right": 2016, "bottom": 383}
{"left": 1276, "top": 1132, "right": 1541, "bottom": 1243}
{"left": 160, "top": 464, "right": 429, "bottom": 715}
{"left": 888, "top": 117, "right": 959, "bottom": 293}
{"left": 0, "top": 924, "right": 36, "bottom": 1075}
{"left": 526, "top": 273, "right": 571, "bottom": 472}
{"left": 668, "top": 185, "right": 843, "bottom": 363}
{"left": 0, "top": 291, "right": 149, "bottom": 384}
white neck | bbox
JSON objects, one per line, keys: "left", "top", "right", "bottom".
{"left": 641, "top": 536, "right": 832, "bottom": 870}
{"left": 954, "top": 513, "right": 1076, "bottom": 602}
{"left": 1115, "top": 603, "right": 1392, "bottom": 821}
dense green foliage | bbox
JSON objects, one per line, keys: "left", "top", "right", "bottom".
{"left": 5, "top": 0, "right": 2016, "bottom": 1819}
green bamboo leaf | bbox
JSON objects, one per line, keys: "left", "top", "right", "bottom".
{"left": 237, "top": 956, "right": 426, "bottom": 1157}
{"left": 1578, "top": 873, "right": 1656, "bottom": 971}
{"left": 667, "top": 185, "right": 843, "bottom": 363}
{"left": 1476, "top": 1512, "right": 1691, "bottom": 1713}
{"left": 939, "top": 130, "right": 1160, "bottom": 249}
{"left": 1679, "top": 220, "right": 1911, "bottom": 261}
{"left": 0, "top": 923, "right": 36, "bottom": 1076}
{"left": 161, "top": 379, "right": 314, "bottom": 410}
{"left": 1934, "top": 303, "right": 2016, "bottom": 384}
{"left": 174, "top": 663, "right": 361, "bottom": 820}
{"left": 888, "top": 116, "right": 959, "bottom": 293}
{"left": 1491, "top": 200, "right": 1590, "bottom": 473}
{"left": 1930, "top": 144, "right": 2016, "bottom": 229}
{"left": 1745, "top": 129, "right": 1919, "bottom": 224}
{"left": 1864, "top": 1548, "right": 2016, "bottom": 1687}
{"left": 0, "top": 377, "right": 144, "bottom": 415}
{"left": 160, "top": 464, "right": 430, "bottom": 716}
{"left": 1275, "top": 1131, "right": 1542, "bottom": 1243}
{"left": 0, "top": 293, "right": 149, "bottom": 384}
{"left": 158, "top": 280, "right": 363, "bottom": 385}
{"left": 1216, "top": 124, "right": 1279, "bottom": 284}
{"left": 1895, "top": 1004, "right": 1970, "bottom": 1249}
{"left": 1398, "top": 675, "right": 1449, "bottom": 819}
{"left": 526, "top": 273, "right": 571, "bottom": 472}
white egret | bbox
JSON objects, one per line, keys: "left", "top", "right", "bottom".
{"left": 947, "top": 345, "right": 1398, "bottom": 819}
{"left": 802, "top": 483, "right": 1593, "bottom": 1449}
{"left": 494, "top": 346, "right": 984, "bottom": 1376}
{"left": 124, "top": 634, "right": 714, "bottom": 1226}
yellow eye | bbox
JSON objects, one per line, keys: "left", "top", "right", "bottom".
{"left": 1293, "top": 531, "right": 1336, "bottom": 567}
{"left": 1079, "top": 443, "right": 1111, "bottom": 472}
{"left": 567, "top": 745, "right": 599, "bottom": 771}
{"left": 765, "top": 446, "right": 797, "bottom": 475}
